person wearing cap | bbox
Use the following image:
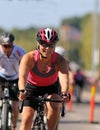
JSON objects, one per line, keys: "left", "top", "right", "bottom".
{"left": 55, "top": 46, "right": 74, "bottom": 86}
{"left": 0, "top": 32, "right": 26, "bottom": 130}
{"left": 18, "top": 27, "right": 70, "bottom": 130}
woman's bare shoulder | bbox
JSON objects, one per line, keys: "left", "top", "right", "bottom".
{"left": 20, "top": 51, "right": 35, "bottom": 69}
{"left": 56, "top": 53, "right": 68, "bottom": 64}
{"left": 23, "top": 51, "right": 35, "bottom": 59}
{"left": 20, "top": 51, "right": 36, "bottom": 65}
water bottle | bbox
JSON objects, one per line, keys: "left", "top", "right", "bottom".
{"left": 4, "top": 88, "right": 9, "bottom": 97}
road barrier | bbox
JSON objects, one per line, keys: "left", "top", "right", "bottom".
{"left": 89, "top": 85, "right": 96, "bottom": 123}
{"left": 67, "top": 85, "right": 73, "bottom": 111}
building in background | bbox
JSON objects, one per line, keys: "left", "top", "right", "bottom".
{"left": 59, "top": 25, "right": 81, "bottom": 42}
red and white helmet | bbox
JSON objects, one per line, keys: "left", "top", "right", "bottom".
{"left": 36, "top": 27, "right": 59, "bottom": 44}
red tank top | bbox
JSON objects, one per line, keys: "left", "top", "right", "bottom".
{"left": 27, "top": 50, "right": 58, "bottom": 87}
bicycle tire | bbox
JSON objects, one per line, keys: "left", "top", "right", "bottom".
{"left": 40, "top": 123, "right": 46, "bottom": 130}
{"left": 1, "top": 100, "right": 9, "bottom": 130}
{"left": 32, "top": 123, "right": 46, "bottom": 130}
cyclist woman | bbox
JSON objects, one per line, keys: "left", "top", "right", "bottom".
{"left": 0, "top": 32, "right": 25, "bottom": 130}
{"left": 18, "top": 27, "right": 70, "bottom": 130}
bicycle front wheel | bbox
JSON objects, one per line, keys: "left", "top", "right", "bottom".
{"left": 1, "top": 100, "right": 9, "bottom": 130}
{"left": 32, "top": 123, "right": 46, "bottom": 130}
{"left": 40, "top": 123, "right": 46, "bottom": 130}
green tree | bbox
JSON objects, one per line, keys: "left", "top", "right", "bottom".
{"left": 80, "top": 14, "right": 94, "bottom": 69}
{"left": 61, "top": 16, "right": 81, "bottom": 30}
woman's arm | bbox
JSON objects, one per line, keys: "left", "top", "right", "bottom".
{"left": 18, "top": 52, "right": 34, "bottom": 90}
{"left": 56, "top": 55, "right": 69, "bottom": 94}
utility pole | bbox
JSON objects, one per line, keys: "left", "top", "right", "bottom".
{"left": 92, "top": 0, "right": 99, "bottom": 72}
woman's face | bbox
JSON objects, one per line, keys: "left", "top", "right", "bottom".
{"left": 38, "top": 42, "right": 56, "bottom": 58}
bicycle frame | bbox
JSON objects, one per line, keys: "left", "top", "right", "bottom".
{"left": 19, "top": 95, "right": 63, "bottom": 130}
{"left": 32, "top": 96, "right": 46, "bottom": 130}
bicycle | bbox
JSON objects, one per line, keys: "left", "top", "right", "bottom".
{"left": 0, "top": 81, "right": 17, "bottom": 130}
{"left": 19, "top": 94, "right": 64, "bottom": 130}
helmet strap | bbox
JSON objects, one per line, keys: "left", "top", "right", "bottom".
{"left": 40, "top": 52, "right": 48, "bottom": 59}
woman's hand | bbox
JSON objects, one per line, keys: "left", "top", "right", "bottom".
{"left": 18, "top": 90, "right": 27, "bottom": 101}
{"left": 61, "top": 92, "right": 71, "bottom": 103}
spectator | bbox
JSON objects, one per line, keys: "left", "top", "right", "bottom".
{"left": 74, "top": 69, "right": 85, "bottom": 103}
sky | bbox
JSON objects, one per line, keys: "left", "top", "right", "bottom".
{"left": 0, "top": 0, "right": 99, "bottom": 30}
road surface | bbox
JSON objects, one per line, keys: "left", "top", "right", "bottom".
{"left": 17, "top": 102, "right": 100, "bottom": 130}
{"left": 17, "top": 87, "right": 100, "bottom": 130}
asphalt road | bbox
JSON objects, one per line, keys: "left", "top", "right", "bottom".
{"left": 58, "top": 102, "right": 100, "bottom": 130}
{"left": 17, "top": 102, "right": 100, "bottom": 130}
{"left": 17, "top": 88, "right": 100, "bottom": 130}
{"left": 59, "top": 88, "right": 100, "bottom": 130}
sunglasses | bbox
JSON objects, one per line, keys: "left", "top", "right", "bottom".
{"left": 3, "top": 45, "right": 13, "bottom": 48}
{"left": 40, "top": 42, "right": 56, "bottom": 48}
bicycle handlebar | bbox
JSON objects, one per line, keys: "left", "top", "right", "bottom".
{"left": 27, "top": 96, "right": 62, "bottom": 103}
{"left": 18, "top": 96, "right": 62, "bottom": 113}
